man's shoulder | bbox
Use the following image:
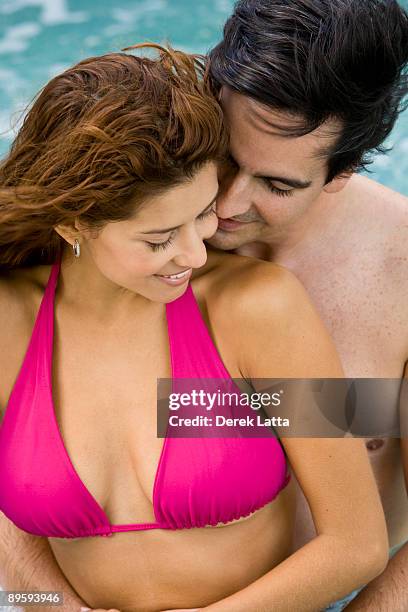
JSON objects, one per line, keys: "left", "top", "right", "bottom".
{"left": 348, "top": 175, "right": 408, "bottom": 345}
{"left": 347, "top": 175, "right": 408, "bottom": 264}
{"left": 349, "top": 174, "right": 407, "bottom": 217}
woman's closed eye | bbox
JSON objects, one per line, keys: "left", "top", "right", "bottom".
{"left": 196, "top": 203, "right": 217, "bottom": 220}
{"left": 146, "top": 235, "right": 175, "bottom": 252}
{"left": 145, "top": 204, "right": 217, "bottom": 251}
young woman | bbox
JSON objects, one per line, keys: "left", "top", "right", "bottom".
{"left": 0, "top": 44, "right": 387, "bottom": 612}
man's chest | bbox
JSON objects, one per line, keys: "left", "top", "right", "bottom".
{"left": 285, "top": 253, "right": 406, "bottom": 378}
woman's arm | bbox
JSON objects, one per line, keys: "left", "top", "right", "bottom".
{"left": 202, "top": 262, "right": 388, "bottom": 612}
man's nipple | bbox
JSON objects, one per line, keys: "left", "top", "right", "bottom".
{"left": 366, "top": 438, "right": 385, "bottom": 451}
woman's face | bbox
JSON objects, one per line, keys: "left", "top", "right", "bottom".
{"left": 79, "top": 162, "right": 219, "bottom": 303}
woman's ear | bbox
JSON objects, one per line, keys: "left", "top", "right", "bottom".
{"left": 323, "top": 172, "right": 354, "bottom": 194}
{"left": 53, "top": 223, "right": 77, "bottom": 247}
{"left": 53, "top": 218, "right": 98, "bottom": 246}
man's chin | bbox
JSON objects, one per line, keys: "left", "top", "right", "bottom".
{"left": 206, "top": 231, "right": 245, "bottom": 251}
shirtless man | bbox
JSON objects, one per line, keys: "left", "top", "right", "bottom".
{"left": 1, "top": 1, "right": 407, "bottom": 612}
{"left": 206, "top": 0, "right": 408, "bottom": 609}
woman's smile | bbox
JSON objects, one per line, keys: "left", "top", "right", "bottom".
{"left": 153, "top": 268, "right": 193, "bottom": 286}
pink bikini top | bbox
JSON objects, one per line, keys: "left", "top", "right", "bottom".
{"left": 0, "top": 259, "right": 291, "bottom": 539}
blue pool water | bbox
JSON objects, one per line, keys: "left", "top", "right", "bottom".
{"left": 0, "top": 0, "right": 407, "bottom": 195}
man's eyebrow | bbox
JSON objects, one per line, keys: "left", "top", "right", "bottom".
{"left": 228, "top": 153, "right": 311, "bottom": 190}
{"left": 140, "top": 191, "right": 219, "bottom": 235}
{"left": 255, "top": 174, "right": 312, "bottom": 189}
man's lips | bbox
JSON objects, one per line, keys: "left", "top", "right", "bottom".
{"left": 217, "top": 218, "right": 254, "bottom": 232}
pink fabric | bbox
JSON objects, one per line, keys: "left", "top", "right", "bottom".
{"left": 0, "top": 259, "right": 290, "bottom": 538}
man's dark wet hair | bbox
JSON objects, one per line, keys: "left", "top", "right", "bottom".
{"left": 209, "top": 0, "right": 408, "bottom": 183}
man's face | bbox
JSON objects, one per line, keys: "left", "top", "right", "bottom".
{"left": 208, "top": 87, "right": 343, "bottom": 251}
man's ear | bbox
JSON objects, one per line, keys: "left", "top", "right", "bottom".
{"left": 218, "top": 85, "right": 229, "bottom": 105}
{"left": 323, "top": 172, "right": 354, "bottom": 194}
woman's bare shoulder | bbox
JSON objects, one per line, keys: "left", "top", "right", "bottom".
{"left": 194, "top": 248, "right": 307, "bottom": 359}
{"left": 199, "top": 248, "right": 301, "bottom": 316}
{"left": 0, "top": 264, "right": 51, "bottom": 312}
{"left": 0, "top": 265, "right": 52, "bottom": 418}
{"left": 201, "top": 250, "right": 342, "bottom": 379}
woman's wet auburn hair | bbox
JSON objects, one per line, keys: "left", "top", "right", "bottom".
{"left": 0, "top": 43, "right": 228, "bottom": 271}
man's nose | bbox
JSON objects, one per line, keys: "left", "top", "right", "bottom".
{"left": 217, "top": 172, "right": 252, "bottom": 219}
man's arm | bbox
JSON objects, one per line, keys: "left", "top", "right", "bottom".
{"left": 344, "top": 542, "right": 408, "bottom": 612}
{"left": 345, "top": 364, "right": 408, "bottom": 612}
{"left": 0, "top": 511, "right": 87, "bottom": 611}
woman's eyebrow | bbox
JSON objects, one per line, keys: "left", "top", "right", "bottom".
{"left": 141, "top": 191, "right": 219, "bottom": 235}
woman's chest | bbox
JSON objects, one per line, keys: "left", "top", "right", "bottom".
{"left": 51, "top": 308, "right": 173, "bottom": 521}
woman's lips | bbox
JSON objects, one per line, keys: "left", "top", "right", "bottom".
{"left": 154, "top": 268, "right": 192, "bottom": 286}
{"left": 217, "top": 218, "right": 252, "bottom": 232}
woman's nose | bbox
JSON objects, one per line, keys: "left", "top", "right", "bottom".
{"left": 173, "top": 228, "right": 208, "bottom": 270}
